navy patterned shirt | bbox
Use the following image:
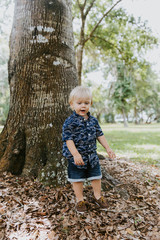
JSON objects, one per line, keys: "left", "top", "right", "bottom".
{"left": 62, "top": 111, "right": 104, "bottom": 169}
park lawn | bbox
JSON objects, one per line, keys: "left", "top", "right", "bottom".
{"left": 98, "top": 123, "right": 160, "bottom": 167}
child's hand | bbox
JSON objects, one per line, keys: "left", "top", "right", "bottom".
{"left": 107, "top": 148, "right": 116, "bottom": 160}
{"left": 73, "top": 153, "right": 85, "bottom": 166}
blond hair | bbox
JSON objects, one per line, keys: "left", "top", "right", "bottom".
{"left": 69, "top": 86, "right": 92, "bottom": 105}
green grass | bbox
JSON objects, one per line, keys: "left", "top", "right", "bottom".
{"left": 98, "top": 123, "right": 160, "bottom": 167}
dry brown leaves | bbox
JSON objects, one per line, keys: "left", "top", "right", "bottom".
{"left": 0, "top": 158, "right": 160, "bottom": 240}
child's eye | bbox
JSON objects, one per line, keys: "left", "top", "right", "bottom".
{"left": 85, "top": 102, "right": 89, "bottom": 104}
{"left": 77, "top": 102, "right": 81, "bottom": 104}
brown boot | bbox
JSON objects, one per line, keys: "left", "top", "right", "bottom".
{"left": 76, "top": 200, "right": 87, "bottom": 213}
{"left": 94, "top": 196, "right": 108, "bottom": 210}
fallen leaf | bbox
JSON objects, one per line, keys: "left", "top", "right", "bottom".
{"left": 48, "top": 231, "right": 56, "bottom": 240}
{"left": 126, "top": 228, "right": 134, "bottom": 235}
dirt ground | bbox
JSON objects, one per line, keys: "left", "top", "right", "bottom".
{"left": 0, "top": 157, "right": 160, "bottom": 240}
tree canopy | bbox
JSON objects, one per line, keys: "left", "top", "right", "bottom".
{"left": 72, "top": 0, "right": 160, "bottom": 124}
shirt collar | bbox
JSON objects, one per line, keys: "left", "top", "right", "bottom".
{"left": 73, "top": 111, "right": 90, "bottom": 120}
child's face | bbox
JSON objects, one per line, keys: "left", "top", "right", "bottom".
{"left": 71, "top": 97, "right": 92, "bottom": 119}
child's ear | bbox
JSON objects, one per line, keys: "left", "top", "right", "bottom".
{"left": 70, "top": 102, "right": 74, "bottom": 110}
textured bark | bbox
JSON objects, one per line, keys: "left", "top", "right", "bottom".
{"left": 0, "top": 0, "right": 78, "bottom": 185}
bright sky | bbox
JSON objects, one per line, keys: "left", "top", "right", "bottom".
{"left": 88, "top": 0, "right": 160, "bottom": 83}
{"left": 121, "top": 0, "right": 160, "bottom": 35}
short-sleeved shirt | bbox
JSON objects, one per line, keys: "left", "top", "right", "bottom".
{"left": 62, "top": 111, "right": 104, "bottom": 169}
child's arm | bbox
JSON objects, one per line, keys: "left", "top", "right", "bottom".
{"left": 97, "top": 135, "right": 116, "bottom": 159}
{"left": 66, "top": 140, "right": 84, "bottom": 166}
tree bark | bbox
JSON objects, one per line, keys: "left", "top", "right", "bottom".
{"left": 134, "top": 106, "right": 138, "bottom": 124}
{"left": 76, "top": 43, "right": 85, "bottom": 85}
{"left": 0, "top": 0, "right": 78, "bottom": 185}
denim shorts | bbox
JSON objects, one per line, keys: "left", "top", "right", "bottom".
{"left": 68, "top": 160, "right": 102, "bottom": 183}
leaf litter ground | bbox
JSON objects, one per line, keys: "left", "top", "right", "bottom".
{"left": 0, "top": 158, "right": 160, "bottom": 240}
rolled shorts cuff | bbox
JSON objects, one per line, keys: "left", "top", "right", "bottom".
{"left": 68, "top": 175, "right": 102, "bottom": 183}
{"left": 87, "top": 175, "right": 102, "bottom": 181}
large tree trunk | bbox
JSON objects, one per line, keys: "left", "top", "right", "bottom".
{"left": 0, "top": 0, "right": 78, "bottom": 185}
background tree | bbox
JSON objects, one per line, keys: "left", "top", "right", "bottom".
{"left": 72, "top": 0, "right": 122, "bottom": 84}
{"left": 131, "top": 62, "right": 160, "bottom": 123}
{"left": 90, "top": 84, "right": 108, "bottom": 122}
{"left": 111, "top": 63, "right": 134, "bottom": 127}
{"left": 78, "top": 6, "right": 159, "bottom": 125}
{"left": 0, "top": 0, "right": 13, "bottom": 124}
{"left": 72, "top": 0, "right": 158, "bottom": 85}
{"left": 0, "top": 0, "right": 78, "bottom": 185}
{"left": 0, "top": 42, "right": 10, "bottom": 124}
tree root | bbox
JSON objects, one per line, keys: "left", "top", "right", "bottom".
{"left": 0, "top": 129, "right": 26, "bottom": 175}
{"left": 101, "top": 161, "right": 130, "bottom": 200}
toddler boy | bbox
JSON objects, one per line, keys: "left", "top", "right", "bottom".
{"left": 62, "top": 86, "right": 116, "bottom": 213}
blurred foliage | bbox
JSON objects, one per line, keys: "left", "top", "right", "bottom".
{"left": 0, "top": 0, "right": 13, "bottom": 125}
{"left": 72, "top": 0, "right": 160, "bottom": 125}
{"left": 72, "top": 0, "right": 158, "bottom": 72}
{"left": 0, "top": 40, "right": 10, "bottom": 124}
{"left": 111, "top": 63, "right": 134, "bottom": 123}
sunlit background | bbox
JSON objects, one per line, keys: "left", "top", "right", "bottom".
{"left": 87, "top": 0, "right": 160, "bottom": 83}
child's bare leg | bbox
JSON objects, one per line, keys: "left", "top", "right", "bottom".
{"left": 72, "top": 182, "right": 84, "bottom": 202}
{"left": 91, "top": 179, "right": 101, "bottom": 199}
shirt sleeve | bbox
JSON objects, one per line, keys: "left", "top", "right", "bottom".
{"left": 95, "top": 119, "right": 104, "bottom": 137}
{"left": 62, "top": 119, "right": 73, "bottom": 142}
